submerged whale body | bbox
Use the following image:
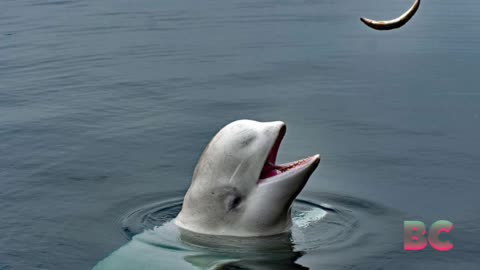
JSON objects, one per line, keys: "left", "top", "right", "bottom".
{"left": 93, "top": 221, "right": 308, "bottom": 270}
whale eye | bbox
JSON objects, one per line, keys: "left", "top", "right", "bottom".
{"left": 227, "top": 196, "right": 242, "bottom": 211}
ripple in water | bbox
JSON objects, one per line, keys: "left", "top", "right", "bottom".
{"left": 94, "top": 192, "right": 402, "bottom": 269}
{"left": 118, "top": 192, "right": 399, "bottom": 256}
{"left": 120, "top": 197, "right": 184, "bottom": 239}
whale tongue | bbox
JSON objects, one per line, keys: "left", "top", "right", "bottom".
{"left": 260, "top": 161, "right": 281, "bottom": 179}
{"left": 258, "top": 157, "right": 317, "bottom": 183}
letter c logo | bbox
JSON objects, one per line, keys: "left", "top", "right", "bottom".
{"left": 428, "top": 220, "right": 454, "bottom": 251}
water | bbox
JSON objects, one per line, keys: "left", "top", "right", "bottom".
{"left": 1, "top": 0, "right": 479, "bottom": 269}
{"left": 94, "top": 193, "right": 400, "bottom": 269}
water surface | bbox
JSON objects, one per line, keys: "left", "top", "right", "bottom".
{"left": 1, "top": 0, "right": 480, "bottom": 269}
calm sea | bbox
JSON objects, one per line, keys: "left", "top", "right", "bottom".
{"left": 1, "top": 0, "right": 479, "bottom": 269}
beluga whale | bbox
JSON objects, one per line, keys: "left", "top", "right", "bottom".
{"left": 92, "top": 120, "right": 321, "bottom": 270}
{"left": 175, "top": 119, "right": 320, "bottom": 237}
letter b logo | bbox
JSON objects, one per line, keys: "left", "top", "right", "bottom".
{"left": 404, "top": 220, "right": 454, "bottom": 251}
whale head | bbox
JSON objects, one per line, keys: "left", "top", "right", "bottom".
{"left": 175, "top": 120, "right": 320, "bottom": 237}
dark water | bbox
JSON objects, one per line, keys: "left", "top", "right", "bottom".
{"left": 1, "top": 0, "right": 480, "bottom": 269}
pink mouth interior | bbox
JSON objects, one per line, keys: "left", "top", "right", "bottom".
{"left": 258, "top": 125, "right": 312, "bottom": 183}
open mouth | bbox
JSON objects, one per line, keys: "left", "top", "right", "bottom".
{"left": 258, "top": 124, "right": 319, "bottom": 184}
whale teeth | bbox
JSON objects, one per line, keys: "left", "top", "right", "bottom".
{"left": 259, "top": 156, "right": 313, "bottom": 182}
{"left": 277, "top": 158, "right": 309, "bottom": 172}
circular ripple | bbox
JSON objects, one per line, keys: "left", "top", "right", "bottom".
{"left": 291, "top": 197, "right": 358, "bottom": 251}
{"left": 119, "top": 193, "right": 369, "bottom": 252}
{"left": 120, "top": 197, "right": 183, "bottom": 239}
